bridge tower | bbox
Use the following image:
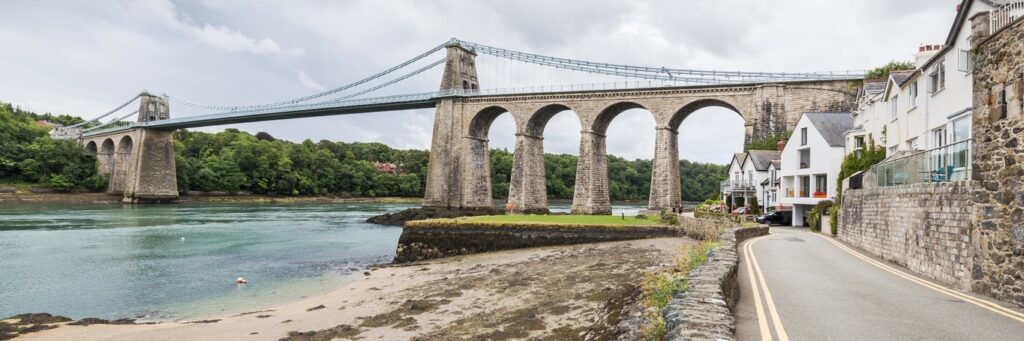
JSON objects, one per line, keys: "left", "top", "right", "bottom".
{"left": 82, "top": 93, "right": 178, "bottom": 203}
{"left": 423, "top": 40, "right": 490, "bottom": 210}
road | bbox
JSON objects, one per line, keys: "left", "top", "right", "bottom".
{"left": 736, "top": 226, "right": 1024, "bottom": 341}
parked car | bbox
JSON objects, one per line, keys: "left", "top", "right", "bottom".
{"left": 755, "top": 211, "right": 792, "bottom": 226}
{"left": 730, "top": 207, "right": 748, "bottom": 215}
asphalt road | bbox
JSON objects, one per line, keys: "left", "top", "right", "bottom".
{"left": 736, "top": 226, "right": 1024, "bottom": 341}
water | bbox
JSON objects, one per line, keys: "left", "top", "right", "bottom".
{"left": 0, "top": 201, "right": 647, "bottom": 321}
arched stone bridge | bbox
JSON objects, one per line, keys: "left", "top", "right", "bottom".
{"left": 79, "top": 43, "right": 859, "bottom": 211}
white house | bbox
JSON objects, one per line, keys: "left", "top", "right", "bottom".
{"left": 721, "top": 150, "right": 781, "bottom": 213}
{"left": 846, "top": 0, "right": 991, "bottom": 182}
{"left": 779, "top": 113, "right": 853, "bottom": 226}
{"left": 763, "top": 160, "right": 782, "bottom": 212}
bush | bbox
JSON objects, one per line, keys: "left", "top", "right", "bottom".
{"left": 828, "top": 205, "right": 840, "bottom": 236}
{"left": 659, "top": 210, "right": 679, "bottom": 225}
{"left": 807, "top": 200, "right": 834, "bottom": 232}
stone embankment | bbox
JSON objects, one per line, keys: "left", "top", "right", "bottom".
{"left": 663, "top": 226, "right": 769, "bottom": 340}
{"left": 365, "top": 207, "right": 504, "bottom": 226}
{"left": 393, "top": 220, "right": 684, "bottom": 263}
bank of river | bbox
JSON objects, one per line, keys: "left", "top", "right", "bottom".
{"left": 0, "top": 200, "right": 649, "bottom": 324}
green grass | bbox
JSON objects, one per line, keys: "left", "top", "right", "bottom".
{"left": 459, "top": 214, "right": 665, "bottom": 226}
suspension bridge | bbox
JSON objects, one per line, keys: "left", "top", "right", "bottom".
{"left": 72, "top": 38, "right": 863, "bottom": 212}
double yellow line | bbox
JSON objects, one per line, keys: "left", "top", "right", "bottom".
{"left": 813, "top": 234, "right": 1024, "bottom": 324}
{"left": 743, "top": 236, "right": 789, "bottom": 341}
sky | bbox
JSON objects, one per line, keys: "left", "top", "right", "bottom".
{"left": 0, "top": 0, "right": 960, "bottom": 164}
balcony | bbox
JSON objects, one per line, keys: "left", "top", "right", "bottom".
{"left": 863, "top": 139, "right": 972, "bottom": 189}
{"left": 721, "top": 180, "right": 756, "bottom": 193}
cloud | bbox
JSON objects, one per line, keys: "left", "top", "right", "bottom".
{"left": 0, "top": 0, "right": 959, "bottom": 165}
{"left": 297, "top": 71, "right": 325, "bottom": 91}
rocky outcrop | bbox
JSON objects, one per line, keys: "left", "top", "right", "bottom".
{"left": 393, "top": 222, "right": 685, "bottom": 263}
{"left": 662, "top": 226, "right": 769, "bottom": 341}
{"left": 365, "top": 207, "right": 504, "bottom": 226}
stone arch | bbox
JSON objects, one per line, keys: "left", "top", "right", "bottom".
{"left": 467, "top": 106, "right": 515, "bottom": 139}
{"left": 462, "top": 106, "right": 516, "bottom": 209}
{"left": 100, "top": 138, "right": 115, "bottom": 154}
{"left": 84, "top": 141, "right": 98, "bottom": 155}
{"left": 524, "top": 103, "right": 576, "bottom": 137}
{"left": 463, "top": 80, "right": 470, "bottom": 90}
{"left": 116, "top": 136, "right": 134, "bottom": 154}
{"left": 667, "top": 98, "right": 744, "bottom": 130}
{"left": 507, "top": 104, "right": 579, "bottom": 214}
{"left": 591, "top": 101, "right": 650, "bottom": 134}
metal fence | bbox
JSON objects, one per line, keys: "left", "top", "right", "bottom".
{"left": 991, "top": 1, "right": 1024, "bottom": 33}
{"left": 864, "top": 139, "right": 972, "bottom": 188}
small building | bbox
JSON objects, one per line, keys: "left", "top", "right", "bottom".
{"left": 779, "top": 112, "right": 853, "bottom": 226}
{"left": 763, "top": 160, "right": 783, "bottom": 212}
{"left": 374, "top": 162, "right": 398, "bottom": 174}
{"left": 721, "top": 150, "right": 781, "bottom": 214}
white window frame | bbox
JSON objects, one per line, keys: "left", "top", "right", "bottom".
{"left": 958, "top": 49, "right": 972, "bottom": 72}
{"left": 929, "top": 60, "right": 946, "bottom": 94}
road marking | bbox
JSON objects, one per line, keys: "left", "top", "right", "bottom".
{"left": 813, "top": 233, "right": 1024, "bottom": 324}
{"left": 747, "top": 237, "right": 790, "bottom": 341}
{"left": 742, "top": 236, "right": 772, "bottom": 341}
{"left": 744, "top": 235, "right": 789, "bottom": 341}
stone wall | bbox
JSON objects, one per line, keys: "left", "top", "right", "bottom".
{"left": 393, "top": 221, "right": 685, "bottom": 263}
{"left": 971, "top": 13, "right": 1024, "bottom": 306}
{"left": 839, "top": 182, "right": 975, "bottom": 290}
{"left": 663, "top": 226, "right": 769, "bottom": 341}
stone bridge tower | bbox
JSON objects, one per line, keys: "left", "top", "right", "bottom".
{"left": 81, "top": 92, "right": 178, "bottom": 203}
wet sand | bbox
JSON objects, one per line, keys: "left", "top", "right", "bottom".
{"left": 23, "top": 237, "right": 693, "bottom": 340}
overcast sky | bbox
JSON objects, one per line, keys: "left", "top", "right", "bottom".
{"left": 0, "top": 0, "right": 959, "bottom": 164}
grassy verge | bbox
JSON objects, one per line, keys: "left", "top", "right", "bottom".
{"left": 639, "top": 240, "right": 719, "bottom": 340}
{"left": 457, "top": 214, "right": 665, "bottom": 226}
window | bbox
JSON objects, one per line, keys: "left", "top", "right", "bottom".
{"left": 814, "top": 175, "right": 827, "bottom": 196}
{"left": 854, "top": 136, "right": 865, "bottom": 150}
{"left": 958, "top": 49, "right": 972, "bottom": 72}
{"left": 891, "top": 95, "right": 898, "bottom": 119}
{"left": 933, "top": 127, "right": 947, "bottom": 148}
{"left": 800, "top": 127, "right": 808, "bottom": 146}
{"left": 799, "top": 149, "right": 810, "bottom": 169}
{"left": 929, "top": 61, "right": 946, "bottom": 94}
{"left": 909, "top": 81, "right": 918, "bottom": 108}
{"left": 889, "top": 146, "right": 898, "bottom": 154}
{"left": 800, "top": 176, "right": 811, "bottom": 197}
{"left": 907, "top": 137, "right": 919, "bottom": 151}
{"left": 953, "top": 116, "right": 971, "bottom": 142}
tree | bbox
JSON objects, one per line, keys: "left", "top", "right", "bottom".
{"left": 864, "top": 61, "right": 915, "bottom": 80}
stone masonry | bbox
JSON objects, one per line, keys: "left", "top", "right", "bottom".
{"left": 839, "top": 182, "right": 976, "bottom": 290}
{"left": 422, "top": 44, "right": 860, "bottom": 214}
{"left": 970, "top": 12, "right": 1024, "bottom": 306}
{"left": 80, "top": 94, "right": 178, "bottom": 203}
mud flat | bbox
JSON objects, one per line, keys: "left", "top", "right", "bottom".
{"left": 20, "top": 237, "right": 694, "bottom": 341}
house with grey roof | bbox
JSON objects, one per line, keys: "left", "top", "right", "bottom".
{"left": 721, "top": 149, "right": 782, "bottom": 214}
{"left": 779, "top": 112, "right": 853, "bottom": 227}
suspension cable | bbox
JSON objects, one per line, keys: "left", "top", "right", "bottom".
{"left": 81, "top": 109, "right": 139, "bottom": 133}
{"left": 69, "top": 94, "right": 141, "bottom": 128}
{"left": 320, "top": 58, "right": 445, "bottom": 103}
{"left": 165, "top": 43, "right": 448, "bottom": 111}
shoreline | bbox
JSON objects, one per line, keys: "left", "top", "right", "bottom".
{"left": 15, "top": 237, "right": 694, "bottom": 340}
{"left": 0, "top": 192, "right": 423, "bottom": 205}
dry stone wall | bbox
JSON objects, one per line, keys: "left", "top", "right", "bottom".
{"left": 971, "top": 13, "right": 1024, "bottom": 306}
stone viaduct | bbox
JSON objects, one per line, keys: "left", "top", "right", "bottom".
{"left": 80, "top": 43, "right": 859, "bottom": 211}
{"left": 424, "top": 44, "right": 859, "bottom": 214}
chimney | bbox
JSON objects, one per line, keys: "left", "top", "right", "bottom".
{"left": 776, "top": 139, "right": 786, "bottom": 152}
{"left": 915, "top": 44, "right": 942, "bottom": 68}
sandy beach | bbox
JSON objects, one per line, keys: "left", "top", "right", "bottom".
{"left": 16, "top": 237, "right": 693, "bottom": 340}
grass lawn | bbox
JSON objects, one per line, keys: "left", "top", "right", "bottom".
{"left": 459, "top": 214, "right": 666, "bottom": 226}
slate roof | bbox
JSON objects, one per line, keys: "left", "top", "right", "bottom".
{"left": 732, "top": 153, "right": 747, "bottom": 167}
{"left": 770, "top": 160, "right": 781, "bottom": 170}
{"left": 747, "top": 150, "right": 782, "bottom": 171}
{"left": 804, "top": 112, "right": 854, "bottom": 147}
{"left": 863, "top": 80, "right": 887, "bottom": 96}
{"left": 890, "top": 71, "right": 915, "bottom": 86}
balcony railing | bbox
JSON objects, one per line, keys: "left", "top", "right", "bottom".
{"left": 721, "top": 180, "right": 757, "bottom": 192}
{"left": 991, "top": 1, "right": 1024, "bottom": 33}
{"left": 864, "top": 139, "right": 972, "bottom": 188}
